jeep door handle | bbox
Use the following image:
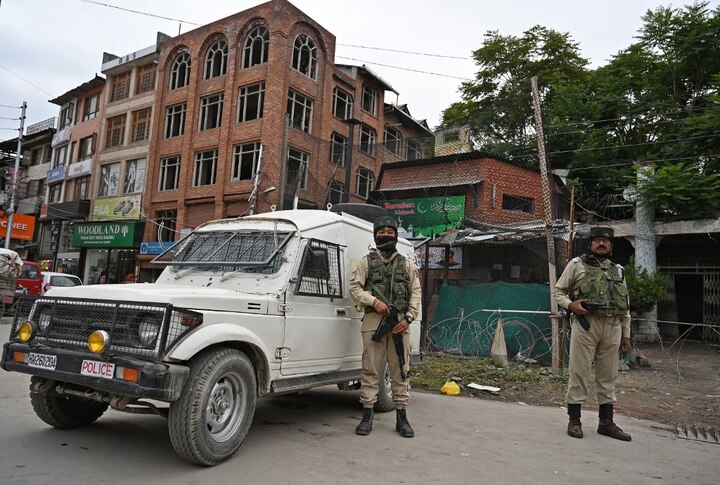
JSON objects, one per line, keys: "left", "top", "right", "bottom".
{"left": 335, "top": 308, "right": 346, "bottom": 316}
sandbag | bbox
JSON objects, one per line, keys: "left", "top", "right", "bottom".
{"left": 490, "top": 319, "right": 509, "bottom": 368}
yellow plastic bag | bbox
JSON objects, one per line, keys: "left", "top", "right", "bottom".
{"left": 440, "top": 381, "right": 461, "bottom": 396}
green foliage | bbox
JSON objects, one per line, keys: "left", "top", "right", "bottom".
{"left": 625, "top": 256, "right": 667, "bottom": 315}
{"left": 410, "top": 353, "right": 567, "bottom": 390}
{"left": 633, "top": 162, "right": 720, "bottom": 216}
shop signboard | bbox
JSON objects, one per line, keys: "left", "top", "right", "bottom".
{"left": 73, "top": 221, "right": 136, "bottom": 247}
{"left": 67, "top": 159, "right": 92, "bottom": 179}
{"left": 0, "top": 212, "right": 36, "bottom": 241}
{"left": 46, "top": 165, "right": 66, "bottom": 183}
{"left": 92, "top": 194, "right": 142, "bottom": 221}
{"left": 139, "top": 241, "right": 175, "bottom": 255}
{"left": 383, "top": 196, "right": 465, "bottom": 237}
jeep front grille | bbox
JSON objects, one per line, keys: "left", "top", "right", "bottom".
{"left": 10, "top": 297, "right": 196, "bottom": 359}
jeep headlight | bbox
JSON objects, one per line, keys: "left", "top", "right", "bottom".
{"left": 137, "top": 314, "right": 161, "bottom": 347}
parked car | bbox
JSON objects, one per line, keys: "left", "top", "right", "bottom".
{"left": 42, "top": 272, "right": 82, "bottom": 295}
{"left": 16, "top": 262, "right": 43, "bottom": 297}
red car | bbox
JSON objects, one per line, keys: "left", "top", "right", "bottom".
{"left": 16, "top": 261, "right": 43, "bottom": 297}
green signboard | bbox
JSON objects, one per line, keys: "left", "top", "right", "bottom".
{"left": 73, "top": 221, "right": 136, "bottom": 247}
{"left": 383, "top": 196, "right": 465, "bottom": 237}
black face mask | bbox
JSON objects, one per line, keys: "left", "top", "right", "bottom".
{"left": 375, "top": 235, "right": 397, "bottom": 252}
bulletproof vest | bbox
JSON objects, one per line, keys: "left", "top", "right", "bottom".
{"left": 575, "top": 259, "right": 629, "bottom": 315}
{"left": 364, "top": 250, "right": 410, "bottom": 314}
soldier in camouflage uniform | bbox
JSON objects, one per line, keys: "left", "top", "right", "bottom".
{"left": 350, "top": 216, "right": 421, "bottom": 438}
{"left": 554, "top": 227, "right": 632, "bottom": 441}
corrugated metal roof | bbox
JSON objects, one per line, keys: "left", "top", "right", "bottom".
{"left": 378, "top": 174, "right": 483, "bottom": 191}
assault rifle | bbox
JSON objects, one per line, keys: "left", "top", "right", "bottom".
{"left": 370, "top": 304, "right": 407, "bottom": 380}
{"left": 573, "top": 301, "right": 616, "bottom": 331}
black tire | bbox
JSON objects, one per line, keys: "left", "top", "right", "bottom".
{"left": 29, "top": 377, "right": 108, "bottom": 429}
{"left": 168, "top": 348, "right": 257, "bottom": 466}
{"left": 329, "top": 203, "right": 387, "bottom": 223}
{"left": 374, "top": 361, "right": 394, "bottom": 412}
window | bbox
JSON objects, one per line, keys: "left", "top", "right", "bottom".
{"left": 243, "top": 26, "right": 268, "bottom": 68}
{"left": 75, "top": 176, "right": 90, "bottom": 200}
{"left": 384, "top": 126, "right": 402, "bottom": 155}
{"left": 292, "top": 34, "right": 317, "bottom": 79}
{"left": 443, "top": 130, "right": 460, "bottom": 143}
{"left": 78, "top": 136, "right": 94, "bottom": 161}
{"left": 287, "top": 90, "right": 313, "bottom": 133}
{"left": 170, "top": 51, "right": 191, "bottom": 90}
{"left": 193, "top": 150, "right": 218, "bottom": 186}
{"left": 53, "top": 144, "right": 68, "bottom": 168}
{"left": 361, "top": 85, "right": 377, "bottom": 115}
{"left": 135, "top": 64, "right": 156, "bottom": 94}
{"left": 330, "top": 132, "right": 347, "bottom": 168}
{"left": 204, "top": 39, "right": 228, "bottom": 79}
{"left": 83, "top": 95, "right": 100, "bottom": 120}
{"left": 156, "top": 209, "right": 177, "bottom": 242}
{"left": 59, "top": 103, "right": 73, "bottom": 129}
{"left": 131, "top": 108, "right": 152, "bottom": 142}
{"left": 287, "top": 148, "right": 309, "bottom": 190}
{"left": 48, "top": 183, "right": 63, "bottom": 203}
{"left": 359, "top": 124, "right": 376, "bottom": 155}
{"left": 110, "top": 71, "right": 130, "bottom": 102}
{"left": 198, "top": 93, "right": 224, "bottom": 131}
{"left": 237, "top": 83, "right": 265, "bottom": 122}
{"left": 502, "top": 194, "right": 534, "bottom": 213}
{"left": 232, "top": 142, "right": 261, "bottom": 181}
{"left": 165, "top": 103, "right": 186, "bottom": 138}
{"left": 295, "top": 240, "right": 342, "bottom": 298}
{"left": 27, "top": 179, "right": 41, "bottom": 197}
{"left": 98, "top": 162, "right": 120, "bottom": 197}
{"left": 124, "top": 158, "right": 146, "bottom": 193}
{"left": 327, "top": 180, "right": 344, "bottom": 205}
{"left": 159, "top": 156, "right": 180, "bottom": 191}
{"left": 356, "top": 167, "right": 374, "bottom": 198}
{"left": 333, "top": 88, "right": 353, "bottom": 120}
{"left": 407, "top": 139, "right": 422, "bottom": 160}
{"left": 106, "top": 114, "right": 126, "bottom": 148}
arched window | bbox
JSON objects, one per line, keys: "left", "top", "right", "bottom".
{"left": 292, "top": 34, "right": 317, "bottom": 80}
{"left": 243, "top": 26, "right": 269, "bottom": 68}
{"left": 170, "top": 51, "right": 191, "bottom": 90}
{"left": 204, "top": 39, "right": 228, "bottom": 79}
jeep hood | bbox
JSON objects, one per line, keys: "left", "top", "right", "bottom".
{"left": 45, "top": 283, "right": 279, "bottom": 315}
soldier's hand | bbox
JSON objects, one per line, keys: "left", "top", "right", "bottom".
{"left": 619, "top": 337, "right": 631, "bottom": 354}
{"left": 568, "top": 300, "right": 589, "bottom": 316}
{"left": 393, "top": 318, "right": 409, "bottom": 334}
{"left": 373, "top": 299, "right": 390, "bottom": 316}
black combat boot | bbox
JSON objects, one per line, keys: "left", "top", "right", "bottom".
{"left": 355, "top": 408, "right": 373, "bottom": 436}
{"left": 597, "top": 403, "right": 631, "bottom": 441}
{"left": 395, "top": 408, "right": 415, "bottom": 438}
{"left": 567, "top": 403, "right": 583, "bottom": 438}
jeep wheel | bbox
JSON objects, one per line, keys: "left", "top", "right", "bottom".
{"left": 29, "top": 377, "right": 108, "bottom": 428}
{"left": 374, "top": 361, "right": 394, "bottom": 412}
{"left": 168, "top": 348, "right": 257, "bottom": 466}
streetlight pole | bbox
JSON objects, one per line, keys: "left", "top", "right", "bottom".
{"left": 5, "top": 101, "right": 27, "bottom": 249}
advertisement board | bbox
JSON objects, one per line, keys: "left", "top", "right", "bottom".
{"left": 383, "top": 196, "right": 465, "bottom": 237}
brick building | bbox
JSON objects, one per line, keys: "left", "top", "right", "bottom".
{"left": 140, "top": 0, "right": 431, "bottom": 279}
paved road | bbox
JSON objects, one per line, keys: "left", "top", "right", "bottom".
{"left": 0, "top": 323, "right": 717, "bottom": 484}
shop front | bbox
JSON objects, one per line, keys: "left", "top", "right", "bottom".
{"left": 73, "top": 220, "right": 144, "bottom": 284}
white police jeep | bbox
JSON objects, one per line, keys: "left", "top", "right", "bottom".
{"left": 1, "top": 209, "right": 421, "bottom": 465}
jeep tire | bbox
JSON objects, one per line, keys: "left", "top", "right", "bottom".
{"left": 29, "top": 376, "right": 108, "bottom": 428}
{"left": 168, "top": 348, "right": 257, "bottom": 466}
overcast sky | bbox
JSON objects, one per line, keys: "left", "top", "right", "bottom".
{"left": 1, "top": 0, "right": 717, "bottom": 140}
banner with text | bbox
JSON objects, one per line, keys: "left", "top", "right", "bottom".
{"left": 383, "top": 196, "right": 465, "bottom": 237}
{"left": 73, "top": 221, "right": 136, "bottom": 247}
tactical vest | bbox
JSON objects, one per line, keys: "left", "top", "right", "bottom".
{"left": 574, "top": 259, "right": 629, "bottom": 315}
{"left": 364, "top": 250, "right": 410, "bottom": 314}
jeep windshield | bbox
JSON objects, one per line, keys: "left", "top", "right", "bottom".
{"left": 152, "top": 230, "right": 293, "bottom": 274}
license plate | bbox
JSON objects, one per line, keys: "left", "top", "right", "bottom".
{"left": 27, "top": 352, "right": 57, "bottom": 370}
{"left": 80, "top": 359, "right": 115, "bottom": 379}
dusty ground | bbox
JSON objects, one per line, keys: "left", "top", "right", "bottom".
{"left": 439, "top": 341, "right": 720, "bottom": 430}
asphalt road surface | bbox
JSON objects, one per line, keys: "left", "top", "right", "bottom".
{"left": 0, "top": 326, "right": 717, "bottom": 484}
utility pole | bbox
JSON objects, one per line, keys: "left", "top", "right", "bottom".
{"left": 531, "top": 77, "right": 560, "bottom": 373}
{"left": 5, "top": 101, "right": 27, "bottom": 249}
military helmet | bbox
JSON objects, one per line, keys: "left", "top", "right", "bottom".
{"left": 589, "top": 226, "right": 614, "bottom": 240}
{"left": 373, "top": 216, "right": 398, "bottom": 234}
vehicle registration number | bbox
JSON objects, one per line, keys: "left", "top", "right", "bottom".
{"left": 27, "top": 352, "right": 57, "bottom": 370}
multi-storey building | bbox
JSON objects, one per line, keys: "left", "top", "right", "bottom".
{"left": 139, "top": 0, "right": 432, "bottom": 280}
{"left": 38, "top": 76, "right": 106, "bottom": 276}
